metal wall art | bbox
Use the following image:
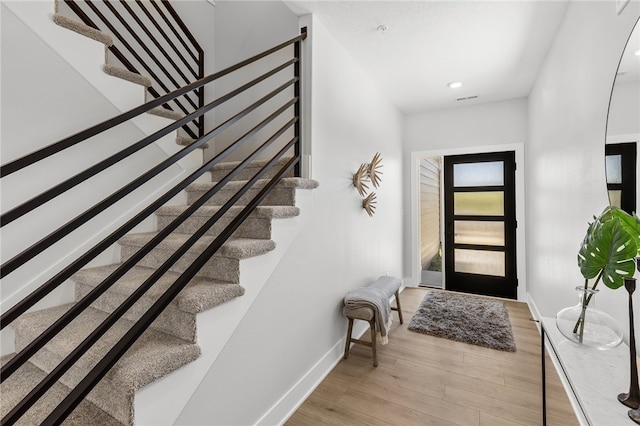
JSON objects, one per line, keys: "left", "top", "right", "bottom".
{"left": 352, "top": 152, "right": 383, "bottom": 216}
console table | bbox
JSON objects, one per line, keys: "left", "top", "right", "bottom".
{"left": 541, "top": 317, "right": 634, "bottom": 425}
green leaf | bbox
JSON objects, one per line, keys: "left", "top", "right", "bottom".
{"left": 578, "top": 216, "right": 637, "bottom": 289}
{"left": 613, "top": 208, "right": 640, "bottom": 257}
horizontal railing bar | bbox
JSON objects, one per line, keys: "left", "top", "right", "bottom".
{"left": 159, "top": 0, "right": 202, "bottom": 61}
{"left": 101, "top": 0, "right": 198, "bottom": 111}
{"left": 0, "top": 58, "right": 297, "bottom": 230}
{"left": 80, "top": 0, "right": 193, "bottom": 117}
{"left": 63, "top": 0, "right": 199, "bottom": 135}
{"left": 42, "top": 149, "right": 298, "bottom": 426}
{"left": 0, "top": 130, "right": 297, "bottom": 422}
{"left": 132, "top": 0, "right": 199, "bottom": 80}
{"left": 0, "top": 78, "right": 298, "bottom": 280}
{"left": 103, "top": 0, "right": 198, "bottom": 108}
{"left": 1, "top": 35, "right": 302, "bottom": 178}
{"left": 154, "top": 4, "right": 198, "bottom": 65}
{"left": 0, "top": 90, "right": 298, "bottom": 328}
{"left": 63, "top": 0, "right": 196, "bottom": 135}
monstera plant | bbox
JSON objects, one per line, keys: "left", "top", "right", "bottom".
{"left": 573, "top": 206, "right": 640, "bottom": 337}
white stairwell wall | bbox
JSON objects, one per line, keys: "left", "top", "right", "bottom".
{"left": 172, "top": 7, "right": 404, "bottom": 425}
{"left": 0, "top": 0, "right": 209, "bottom": 354}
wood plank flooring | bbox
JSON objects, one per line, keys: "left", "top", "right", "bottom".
{"left": 286, "top": 288, "right": 578, "bottom": 426}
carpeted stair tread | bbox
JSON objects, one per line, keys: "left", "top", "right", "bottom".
{"left": 155, "top": 205, "right": 300, "bottom": 219}
{"left": 148, "top": 106, "right": 185, "bottom": 121}
{"left": 187, "top": 177, "right": 320, "bottom": 192}
{"left": 176, "top": 136, "right": 209, "bottom": 149}
{"left": 103, "top": 64, "right": 151, "bottom": 87}
{"left": 12, "top": 305, "right": 201, "bottom": 394}
{"left": 209, "top": 157, "right": 296, "bottom": 182}
{"left": 72, "top": 265, "right": 244, "bottom": 314}
{"left": 52, "top": 14, "right": 113, "bottom": 46}
{"left": 0, "top": 356, "right": 123, "bottom": 426}
{"left": 118, "top": 234, "right": 276, "bottom": 259}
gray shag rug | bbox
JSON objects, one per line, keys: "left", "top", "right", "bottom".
{"left": 408, "top": 291, "right": 516, "bottom": 352}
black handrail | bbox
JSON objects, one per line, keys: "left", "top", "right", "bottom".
{"left": 0, "top": 58, "right": 297, "bottom": 230}
{"left": 0, "top": 24, "right": 307, "bottom": 424}
{"left": 0, "top": 31, "right": 306, "bottom": 178}
{"left": 45, "top": 156, "right": 299, "bottom": 426}
{"left": 0, "top": 78, "right": 297, "bottom": 281}
{"left": 62, "top": 0, "right": 202, "bottom": 137}
{"left": 0, "top": 79, "right": 297, "bottom": 329}
{"left": 0, "top": 111, "right": 298, "bottom": 381}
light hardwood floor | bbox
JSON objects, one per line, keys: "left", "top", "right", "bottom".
{"left": 286, "top": 287, "right": 578, "bottom": 426}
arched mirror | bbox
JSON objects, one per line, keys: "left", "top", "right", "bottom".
{"left": 606, "top": 20, "right": 639, "bottom": 214}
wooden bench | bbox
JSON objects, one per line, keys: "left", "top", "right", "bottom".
{"left": 342, "top": 276, "right": 403, "bottom": 367}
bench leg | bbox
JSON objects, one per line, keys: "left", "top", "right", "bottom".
{"left": 344, "top": 317, "right": 354, "bottom": 360}
{"left": 369, "top": 319, "right": 378, "bottom": 367}
{"left": 395, "top": 289, "right": 404, "bottom": 324}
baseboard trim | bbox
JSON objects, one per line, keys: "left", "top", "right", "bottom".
{"left": 255, "top": 323, "right": 369, "bottom": 425}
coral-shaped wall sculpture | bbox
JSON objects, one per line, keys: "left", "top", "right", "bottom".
{"left": 352, "top": 163, "right": 370, "bottom": 197}
{"left": 352, "top": 153, "right": 383, "bottom": 216}
{"left": 368, "top": 152, "right": 383, "bottom": 188}
{"left": 363, "top": 192, "right": 377, "bottom": 217}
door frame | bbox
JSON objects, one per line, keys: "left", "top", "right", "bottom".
{"left": 410, "top": 143, "right": 527, "bottom": 301}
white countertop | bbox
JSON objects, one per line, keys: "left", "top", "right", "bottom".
{"left": 541, "top": 316, "right": 635, "bottom": 425}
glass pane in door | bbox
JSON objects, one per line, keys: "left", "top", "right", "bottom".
{"left": 605, "top": 155, "right": 623, "bottom": 184}
{"left": 453, "top": 161, "right": 504, "bottom": 187}
{"left": 454, "top": 221, "right": 504, "bottom": 246}
{"left": 454, "top": 192, "right": 504, "bottom": 216}
{"left": 454, "top": 249, "right": 505, "bottom": 277}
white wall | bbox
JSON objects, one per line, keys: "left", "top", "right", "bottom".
{"left": 209, "top": 0, "right": 299, "bottom": 163}
{"left": 175, "top": 13, "right": 404, "bottom": 425}
{"left": 607, "top": 80, "right": 640, "bottom": 137}
{"left": 165, "top": 0, "right": 217, "bottom": 135}
{"left": 526, "top": 1, "right": 640, "bottom": 334}
{"left": 0, "top": 2, "right": 186, "bottom": 353}
{"left": 403, "top": 98, "right": 529, "bottom": 292}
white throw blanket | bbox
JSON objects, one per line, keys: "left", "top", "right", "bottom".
{"left": 343, "top": 286, "right": 392, "bottom": 344}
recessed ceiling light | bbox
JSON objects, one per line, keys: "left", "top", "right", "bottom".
{"left": 448, "top": 81, "right": 463, "bottom": 89}
{"left": 377, "top": 25, "right": 388, "bottom": 33}
{"left": 634, "top": 49, "right": 640, "bottom": 56}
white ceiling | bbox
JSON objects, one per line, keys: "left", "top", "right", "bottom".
{"left": 285, "top": 0, "right": 570, "bottom": 114}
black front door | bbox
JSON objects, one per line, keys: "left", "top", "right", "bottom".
{"left": 443, "top": 151, "right": 517, "bottom": 299}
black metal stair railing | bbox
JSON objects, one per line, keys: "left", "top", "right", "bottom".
{"left": 0, "top": 26, "right": 307, "bottom": 426}
{"left": 62, "top": 0, "right": 205, "bottom": 139}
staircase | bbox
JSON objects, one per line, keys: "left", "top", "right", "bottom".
{"left": 1, "top": 1, "right": 314, "bottom": 424}
{"left": 2, "top": 164, "right": 316, "bottom": 425}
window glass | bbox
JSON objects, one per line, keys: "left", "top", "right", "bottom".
{"left": 455, "top": 221, "right": 504, "bottom": 246}
{"left": 605, "top": 155, "right": 622, "bottom": 184}
{"left": 455, "top": 249, "right": 505, "bottom": 277}
{"left": 608, "top": 190, "right": 622, "bottom": 208}
{"left": 454, "top": 192, "right": 504, "bottom": 216}
{"left": 454, "top": 161, "right": 504, "bottom": 187}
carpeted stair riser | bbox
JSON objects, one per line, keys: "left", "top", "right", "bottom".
{"left": 74, "top": 283, "right": 196, "bottom": 343}
{"left": 72, "top": 265, "right": 245, "bottom": 343}
{"left": 208, "top": 161, "right": 294, "bottom": 183}
{"left": 156, "top": 213, "right": 272, "bottom": 239}
{"left": 154, "top": 205, "right": 300, "bottom": 239}
{"left": 12, "top": 306, "right": 200, "bottom": 425}
{"left": 0, "top": 357, "right": 122, "bottom": 426}
{"left": 187, "top": 185, "right": 296, "bottom": 207}
{"left": 120, "top": 245, "right": 242, "bottom": 283}
{"left": 117, "top": 235, "right": 276, "bottom": 283}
